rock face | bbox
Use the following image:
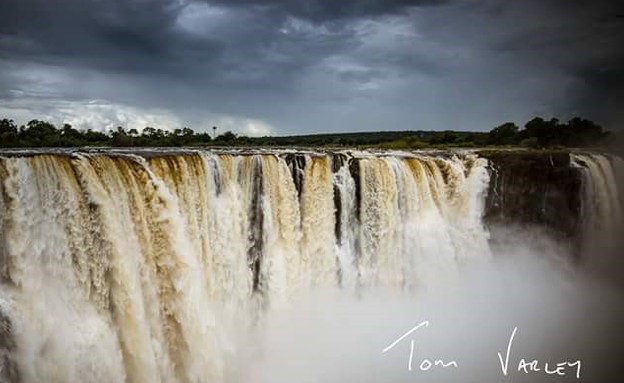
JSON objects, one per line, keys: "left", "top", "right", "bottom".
{"left": 479, "top": 150, "right": 584, "bottom": 254}
{"left": 0, "top": 309, "right": 19, "bottom": 383}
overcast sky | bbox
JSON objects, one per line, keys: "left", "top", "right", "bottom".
{"left": 0, "top": 0, "right": 622, "bottom": 136}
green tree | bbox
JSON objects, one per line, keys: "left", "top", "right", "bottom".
{"left": 520, "top": 117, "right": 560, "bottom": 148}
{"left": 110, "top": 126, "right": 134, "bottom": 147}
{"left": 20, "top": 120, "right": 61, "bottom": 146}
{"left": 429, "top": 131, "right": 458, "bottom": 145}
{"left": 0, "top": 119, "right": 18, "bottom": 146}
{"left": 84, "top": 129, "right": 110, "bottom": 144}
{"left": 563, "top": 117, "right": 606, "bottom": 146}
{"left": 488, "top": 122, "right": 519, "bottom": 145}
{"left": 214, "top": 131, "right": 237, "bottom": 144}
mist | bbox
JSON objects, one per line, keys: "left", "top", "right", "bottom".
{"left": 233, "top": 226, "right": 624, "bottom": 383}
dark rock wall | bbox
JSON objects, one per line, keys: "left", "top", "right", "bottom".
{"left": 479, "top": 151, "right": 584, "bottom": 253}
{"left": 0, "top": 309, "right": 19, "bottom": 383}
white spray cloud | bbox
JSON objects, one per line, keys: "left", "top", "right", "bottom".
{"left": 236, "top": 237, "right": 624, "bottom": 383}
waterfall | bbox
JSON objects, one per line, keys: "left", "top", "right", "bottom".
{"left": 0, "top": 149, "right": 619, "bottom": 383}
{"left": 571, "top": 153, "right": 624, "bottom": 270}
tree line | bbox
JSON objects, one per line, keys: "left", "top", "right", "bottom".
{"left": 485, "top": 117, "right": 609, "bottom": 148}
{"left": 0, "top": 116, "right": 613, "bottom": 149}
{"left": 0, "top": 120, "right": 239, "bottom": 147}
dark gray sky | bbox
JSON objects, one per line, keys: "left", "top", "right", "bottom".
{"left": 0, "top": 0, "right": 622, "bottom": 135}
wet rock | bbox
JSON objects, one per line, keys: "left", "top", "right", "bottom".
{"left": 479, "top": 150, "right": 583, "bottom": 255}
{"left": 0, "top": 309, "right": 19, "bottom": 383}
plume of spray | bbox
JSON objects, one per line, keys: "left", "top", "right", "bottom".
{"left": 235, "top": 226, "right": 624, "bottom": 383}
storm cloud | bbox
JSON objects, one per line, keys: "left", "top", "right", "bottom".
{"left": 0, "top": 0, "right": 622, "bottom": 135}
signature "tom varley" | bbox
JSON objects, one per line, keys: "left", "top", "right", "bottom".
{"left": 382, "top": 321, "right": 582, "bottom": 379}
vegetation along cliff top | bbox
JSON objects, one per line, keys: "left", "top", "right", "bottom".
{"left": 1, "top": 116, "right": 620, "bottom": 152}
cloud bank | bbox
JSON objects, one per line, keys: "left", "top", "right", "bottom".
{"left": 0, "top": 0, "right": 622, "bottom": 134}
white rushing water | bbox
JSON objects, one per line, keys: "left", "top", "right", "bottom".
{"left": 571, "top": 153, "right": 624, "bottom": 278}
{"left": 0, "top": 150, "right": 621, "bottom": 383}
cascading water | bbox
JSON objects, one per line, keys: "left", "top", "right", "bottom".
{"left": 571, "top": 153, "right": 624, "bottom": 276}
{"left": 0, "top": 149, "right": 621, "bottom": 383}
